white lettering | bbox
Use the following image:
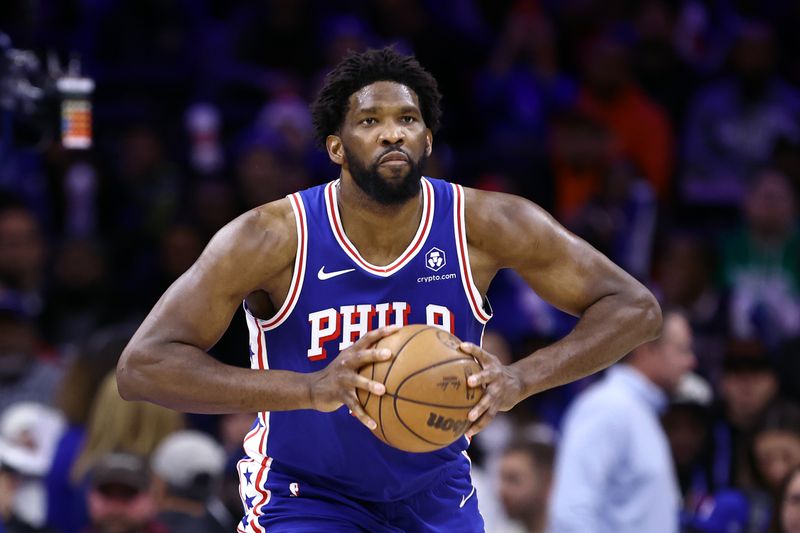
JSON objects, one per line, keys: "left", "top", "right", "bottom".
{"left": 308, "top": 308, "right": 340, "bottom": 360}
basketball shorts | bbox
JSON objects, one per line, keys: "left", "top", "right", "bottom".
{"left": 237, "top": 458, "right": 485, "bottom": 532}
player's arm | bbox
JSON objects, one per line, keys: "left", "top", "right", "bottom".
{"left": 117, "top": 200, "right": 392, "bottom": 419}
{"left": 460, "top": 189, "right": 662, "bottom": 433}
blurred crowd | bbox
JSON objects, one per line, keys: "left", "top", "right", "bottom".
{"left": 2, "top": 0, "right": 800, "bottom": 532}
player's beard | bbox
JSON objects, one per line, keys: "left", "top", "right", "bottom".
{"left": 345, "top": 146, "right": 426, "bottom": 205}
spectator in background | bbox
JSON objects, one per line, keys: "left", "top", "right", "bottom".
{"left": 548, "top": 112, "right": 618, "bottom": 221}
{"left": 663, "top": 373, "right": 715, "bottom": 514}
{"left": 64, "top": 372, "right": 182, "bottom": 533}
{"left": 754, "top": 403, "right": 800, "bottom": 495}
{"left": 577, "top": 33, "right": 674, "bottom": 201}
{"left": 233, "top": 134, "right": 307, "bottom": 210}
{"left": 630, "top": 0, "right": 697, "bottom": 129}
{"left": 150, "top": 431, "right": 231, "bottom": 532}
{"left": 656, "top": 233, "right": 727, "bottom": 386}
{"left": 693, "top": 402, "right": 800, "bottom": 533}
{"left": 474, "top": 9, "right": 576, "bottom": 164}
{"left": 41, "top": 239, "right": 111, "bottom": 347}
{"left": 721, "top": 169, "right": 800, "bottom": 347}
{"left": 46, "top": 326, "right": 132, "bottom": 533}
{"left": 497, "top": 440, "right": 555, "bottom": 533}
{"left": 713, "top": 342, "right": 780, "bottom": 491}
{"left": 85, "top": 453, "right": 167, "bottom": 533}
{"left": 548, "top": 310, "right": 696, "bottom": 533}
{"left": 682, "top": 22, "right": 800, "bottom": 204}
{"left": 0, "top": 203, "right": 46, "bottom": 319}
{"left": 0, "top": 294, "right": 62, "bottom": 413}
{"left": 777, "top": 465, "right": 800, "bottom": 533}
{"left": 567, "top": 159, "right": 657, "bottom": 280}
{"left": 0, "top": 402, "right": 64, "bottom": 533}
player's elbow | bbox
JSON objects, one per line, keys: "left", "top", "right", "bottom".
{"left": 631, "top": 286, "right": 663, "bottom": 342}
{"left": 116, "top": 343, "right": 149, "bottom": 401}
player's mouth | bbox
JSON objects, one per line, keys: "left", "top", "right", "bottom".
{"left": 378, "top": 151, "right": 409, "bottom": 167}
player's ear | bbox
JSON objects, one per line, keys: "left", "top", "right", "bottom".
{"left": 327, "top": 135, "right": 345, "bottom": 165}
{"left": 425, "top": 129, "right": 433, "bottom": 157}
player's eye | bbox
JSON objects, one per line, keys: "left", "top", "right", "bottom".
{"left": 361, "top": 117, "right": 377, "bottom": 126}
{"left": 400, "top": 116, "right": 416, "bottom": 123}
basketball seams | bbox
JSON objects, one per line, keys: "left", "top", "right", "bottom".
{"left": 392, "top": 356, "right": 480, "bottom": 398}
{"left": 375, "top": 326, "right": 436, "bottom": 447}
{"left": 383, "top": 391, "right": 479, "bottom": 410}
{"left": 392, "top": 396, "right": 448, "bottom": 447}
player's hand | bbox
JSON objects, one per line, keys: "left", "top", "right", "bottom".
{"left": 459, "top": 342, "right": 524, "bottom": 438}
{"left": 308, "top": 325, "right": 400, "bottom": 430}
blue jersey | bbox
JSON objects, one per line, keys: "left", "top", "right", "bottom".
{"left": 237, "top": 177, "right": 491, "bottom": 526}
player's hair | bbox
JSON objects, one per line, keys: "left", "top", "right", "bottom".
{"left": 311, "top": 46, "right": 442, "bottom": 146}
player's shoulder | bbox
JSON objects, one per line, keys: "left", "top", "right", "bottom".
{"left": 459, "top": 186, "right": 553, "bottom": 246}
{"left": 211, "top": 197, "right": 297, "bottom": 267}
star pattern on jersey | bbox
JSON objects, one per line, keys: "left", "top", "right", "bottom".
{"left": 244, "top": 494, "right": 255, "bottom": 510}
{"left": 243, "top": 469, "right": 253, "bottom": 486}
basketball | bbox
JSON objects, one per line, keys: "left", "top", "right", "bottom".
{"left": 356, "top": 325, "right": 483, "bottom": 453}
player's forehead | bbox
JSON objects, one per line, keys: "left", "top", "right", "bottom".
{"left": 346, "top": 81, "right": 421, "bottom": 116}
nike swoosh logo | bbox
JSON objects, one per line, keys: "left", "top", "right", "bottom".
{"left": 317, "top": 266, "right": 356, "bottom": 281}
{"left": 459, "top": 485, "right": 476, "bottom": 508}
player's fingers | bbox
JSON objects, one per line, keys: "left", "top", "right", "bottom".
{"left": 344, "top": 393, "right": 377, "bottom": 430}
{"left": 465, "top": 408, "right": 497, "bottom": 438}
{"left": 466, "top": 366, "right": 501, "bottom": 388}
{"left": 347, "top": 373, "right": 386, "bottom": 396}
{"left": 468, "top": 390, "right": 494, "bottom": 422}
{"left": 459, "top": 342, "right": 496, "bottom": 367}
{"left": 351, "top": 325, "right": 402, "bottom": 349}
{"left": 347, "top": 347, "right": 392, "bottom": 368}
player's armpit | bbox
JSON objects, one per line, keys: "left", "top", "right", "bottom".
{"left": 117, "top": 199, "right": 304, "bottom": 413}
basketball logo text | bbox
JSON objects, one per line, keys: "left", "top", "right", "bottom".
{"left": 426, "top": 412, "right": 469, "bottom": 436}
{"left": 437, "top": 376, "right": 461, "bottom": 392}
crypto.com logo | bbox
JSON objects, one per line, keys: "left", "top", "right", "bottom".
{"left": 425, "top": 247, "right": 446, "bottom": 272}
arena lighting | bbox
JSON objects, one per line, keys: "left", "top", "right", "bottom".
{"left": 0, "top": 32, "right": 94, "bottom": 150}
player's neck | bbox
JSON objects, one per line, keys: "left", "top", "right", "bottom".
{"left": 337, "top": 178, "right": 423, "bottom": 266}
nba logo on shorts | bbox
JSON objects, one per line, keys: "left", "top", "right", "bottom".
{"left": 289, "top": 482, "right": 300, "bottom": 497}
{"left": 425, "top": 247, "right": 446, "bottom": 272}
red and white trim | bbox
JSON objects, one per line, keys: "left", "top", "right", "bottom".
{"left": 237, "top": 454, "right": 273, "bottom": 533}
{"left": 260, "top": 192, "right": 308, "bottom": 331}
{"left": 325, "top": 178, "right": 434, "bottom": 277}
{"left": 452, "top": 183, "right": 492, "bottom": 324}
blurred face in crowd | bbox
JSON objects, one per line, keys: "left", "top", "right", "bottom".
{"left": 120, "top": 126, "right": 164, "bottom": 180}
{"left": 236, "top": 145, "right": 305, "bottom": 207}
{"left": 658, "top": 237, "right": 711, "bottom": 306}
{"left": 0, "top": 208, "right": 45, "bottom": 289}
{"left": 754, "top": 430, "right": 800, "bottom": 493}
{"left": 0, "top": 317, "right": 36, "bottom": 382}
{"left": 87, "top": 483, "right": 155, "bottom": 533}
{"left": 721, "top": 368, "right": 777, "bottom": 430}
{"left": 745, "top": 170, "right": 796, "bottom": 241}
{"left": 159, "top": 225, "right": 202, "bottom": 280}
{"left": 640, "top": 313, "right": 696, "bottom": 393}
{"left": 782, "top": 470, "right": 800, "bottom": 533}
{"left": 583, "top": 38, "right": 630, "bottom": 99}
{"left": 732, "top": 24, "right": 775, "bottom": 87}
{"left": 333, "top": 81, "right": 431, "bottom": 205}
{"left": 663, "top": 405, "right": 708, "bottom": 468}
{"left": 498, "top": 449, "right": 551, "bottom": 524}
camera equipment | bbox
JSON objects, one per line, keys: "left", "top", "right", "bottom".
{"left": 0, "top": 32, "right": 93, "bottom": 149}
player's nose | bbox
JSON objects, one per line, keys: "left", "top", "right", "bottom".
{"left": 378, "top": 124, "right": 405, "bottom": 146}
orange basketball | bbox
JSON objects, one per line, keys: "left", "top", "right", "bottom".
{"left": 356, "top": 325, "right": 483, "bottom": 453}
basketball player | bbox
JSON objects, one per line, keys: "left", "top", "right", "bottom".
{"left": 117, "top": 48, "right": 662, "bottom": 532}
